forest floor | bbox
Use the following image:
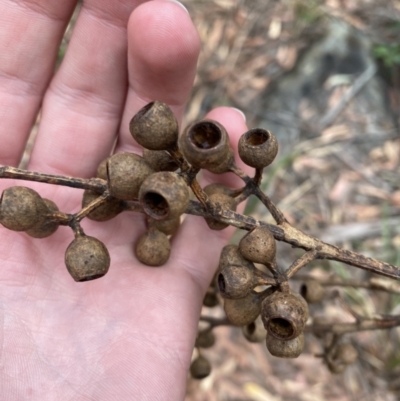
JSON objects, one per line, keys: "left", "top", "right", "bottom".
{"left": 181, "top": 1, "right": 400, "bottom": 400}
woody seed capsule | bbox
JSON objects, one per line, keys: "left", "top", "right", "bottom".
{"left": 239, "top": 226, "right": 276, "bottom": 266}
{"left": 238, "top": 128, "right": 278, "bottom": 169}
{"left": 266, "top": 332, "right": 305, "bottom": 358}
{"left": 261, "top": 291, "right": 309, "bottom": 341}
{"left": 139, "top": 172, "right": 189, "bottom": 220}
{"left": 130, "top": 101, "right": 179, "bottom": 151}
{"left": 107, "top": 153, "right": 154, "bottom": 200}
{"left": 0, "top": 186, "right": 47, "bottom": 232}
{"left": 179, "top": 119, "right": 234, "bottom": 173}
{"left": 65, "top": 235, "right": 110, "bottom": 282}
{"left": 190, "top": 355, "right": 211, "bottom": 379}
{"left": 242, "top": 316, "right": 267, "bottom": 343}
{"left": 224, "top": 290, "right": 262, "bottom": 326}
{"left": 26, "top": 198, "right": 60, "bottom": 238}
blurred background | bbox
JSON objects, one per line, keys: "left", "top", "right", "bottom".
{"left": 181, "top": 1, "right": 400, "bottom": 400}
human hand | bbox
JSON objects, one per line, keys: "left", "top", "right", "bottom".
{"left": 0, "top": 1, "right": 248, "bottom": 399}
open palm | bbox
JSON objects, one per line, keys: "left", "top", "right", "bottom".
{"left": 0, "top": 1, "right": 249, "bottom": 400}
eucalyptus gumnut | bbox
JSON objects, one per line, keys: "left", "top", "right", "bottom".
{"left": 238, "top": 128, "right": 278, "bottom": 169}
{"left": 327, "top": 359, "right": 347, "bottom": 374}
{"left": 65, "top": 235, "right": 110, "bottom": 282}
{"left": 266, "top": 332, "right": 305, "bottom": 358}
{"left": 239, "top": 226, "right": 276, "bottom": 266}
{"left": 205, "top": 193, "right": 237, "bottom": 231}
{"left": 82, "top": 190, "right": 124, "bottom": 222}
{"left": 129, "top": 101, "right": 179, "bottom": 151}
{"left": 217, "top": 246, "right": 258, "bottom": 299}
{"left": 26, "top": 199, "right": 60, "bottom": 238}
{"left": 96, "top": 156, "right": 110, "bottom": 179}
{"left": 300, "top": 279, "right": 325, "bottom": 304}
{"left": 179, "top": 119, "right": 234, "bottom": 173}
{"left": 190, "top": 355, "right": 211, "bottom": 379}
{"left": 334, "top": 343, "right": 358, "bottom": 365}
{"left": 224, "top": 290, "right": 263, "bottom": 326}
{"left": 242, "top": 316, "right": 267, "bottom": 343}
{"left": 218, "top": 244, "right": 255, "bottom": 274}
{"left": 107, "top": 153, "right": 154, "bottom": 200}
{"left": 203, "top": 291, "right": 219, "bottom": 307}
{"left": 0, "top": 186, "right": 47, "bottom": 231}
{"left": 139, "top": 171, "right": 189, "bottom": 221}
{"left": 135, "top": 228, "right": 171, "bottom": 266}
{"left": 261, "top": 291, "right": 309, "bottom": 341}
{"left": 218, "top": 263, "right": 257, "bottom": 300}
{"left": 142, "top": 149, "right": 179, "bottom": 172}
{"left": 195, "top": 330, "right": 216, "bottom": 349}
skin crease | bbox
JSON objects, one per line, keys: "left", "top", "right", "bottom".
{"left": 0, "top": 0, "right": 251, "bottom": 400}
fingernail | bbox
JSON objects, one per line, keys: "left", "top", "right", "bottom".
{"left": 231, "top": 107, "right": 246, "bottom": 122}
{"left": 165, "top": 0, "right": 189, "bottom": 14}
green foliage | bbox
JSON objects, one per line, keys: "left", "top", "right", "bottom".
{"left": 293, "top": 0, "right": 323, "bottom": 24}
{"left": 373, "top": 43, "right": 400, "bottom": 68}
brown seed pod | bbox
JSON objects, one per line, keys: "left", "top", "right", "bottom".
{"left": 266, "top": 332, "right": 305, "bottom": 358}
{"left": 96, "top": 157, "right": 110, "bottom": 179}
{"left": 334, "top": 343, "right": 358, "bottom": 365}
{"left": 142, "top": 149, "right": 179, "bottom": 172}
{"left": 26, "top": 199, "right": 60, "bottom": 238}
{"left": 179, "top": 119, "right": 234, "bottom": 174}
{"left": 0, "top": 186, "right": 47, "bottom": 232}
{"left": 190, "top": 355, "right": 211, "bottom": 379}
{"left": 195, "top": 330, "right": 216, "bottom": 349}
{"left": 238, "top": 128, "right": 278, "bottom": 169}
{"left": 82, "top": 190, "right": 124, "bottom": 222}
{"left": 65, "top": 235, "right": 110, "bottom": 282}
{"left": 218, "top": 244, "right": 255, "bottom": 274}
{"left": 242, "top": 316, "right": 267, "bottom": 343}
{"left": 139, "top": 172, "right": 189, "bottom": 220}
{"left": 300, "top": 279, "right": 325, "bottom": 304}
{"left": 205, "top": 193, "right": 237, "bottom": 231}
{"left": 261, "top": 291, "right": 309, "bottom": 341}
{"left": 203, "top": 291, "right": 219, "bottom": 308}
{"left": 135, "top": 228, "right": 171, "bottom": 266}
{"left": 147, "top": 216, "right": 180, "bottom": 236}
{"left": 224, "top": 290, "right": 262, "bottom": 326}
{"left": 129, "top": 101, "right": 179, "bottom": 151}
{"left": 107, "top": 153, "right": 154, "bottom": 200}
{"left": 239, "top": 226, "right": 276, "bottom": 266}
{"left": 218, "top": 263, "right": 257, "bottom": 299}
{"left": 327, "top": 359, "right": 347, "bottom": 374}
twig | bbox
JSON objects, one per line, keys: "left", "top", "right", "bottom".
{"left": 319, "top": 64, "right": 377, "bottom": 129}
{"left": 306, "top": 315, "right": 400, "bottom": 336}
{"left": 1, "top": 166, "right": 400, "bottom": 281}
{"left": 285, "top": 250, "right": 319, "bottom": 279}
{"left": 293, "top": 274, "right": 400, "bottom": 295}
{"left": 0, "top": 166, "right": 107, "bottom": 192}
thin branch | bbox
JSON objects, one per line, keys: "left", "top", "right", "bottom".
{"left": 285, "top": 250, "right": 319, "bottom": 279}
{"left": 306, "top": 315, "right": 400, "bottom": 336}
{"left": 74, "top": 191, "right": 111, "bottom": 222}
{"left": 0, "top": 166, "right": 107, "bottom": 192}
{"left": 293, "top": 274, "right": 400, "bottom": 294}
{"left": 1, "top": 167, "right": 400, "bottom": 281}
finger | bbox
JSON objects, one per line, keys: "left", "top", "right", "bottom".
{"left": 28, "top": 0, "right": 149, "bottom": 177}
{"left": 114, "top": 0, "right": 200, "bottom": 154}
{"left": 171, "top": 107, "right": 250, "bottom": 291}
{"left": 27, "top": 0, "right": 199, "bottom": 176}
{"left": 0, "top": 0, "right": 77, "bottom": 166}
